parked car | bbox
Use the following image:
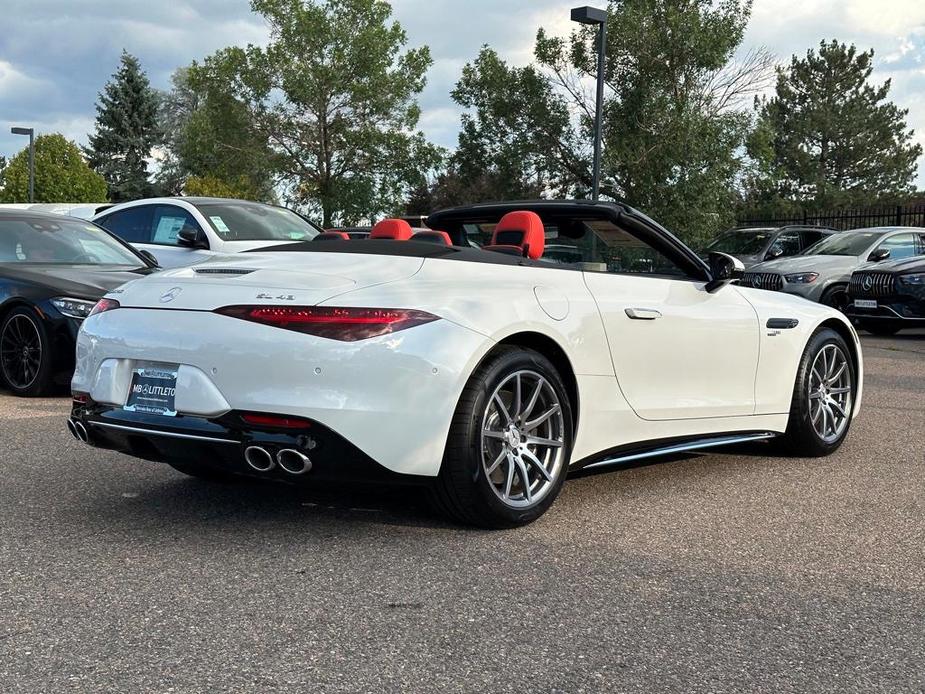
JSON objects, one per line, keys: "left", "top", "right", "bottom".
{"left": 740, "top": 227, "right": 925, "bottom": 311}
{"left": 847, "top": 257, "right": 925, "bottom": 335}
{"left": 0, "top": 202, "right": 110, "bottom": 220}
{"left": 703, "top": 225, "right": 837, "bottom": 268}
{"left": 93, "top": 198, "right": 322, "bottom": 268}
{"left": 69, "top": 201, "right": 862, "bottom": 527}
{"left": 0, "top": 210, "right": 157, "bottom": 396}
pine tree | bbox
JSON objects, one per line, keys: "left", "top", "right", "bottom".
{"left": 85, "top": 51, "right": 161, "bottom": 202}
{"left": 748, "top": 40, "right": 922, "bottom": 210}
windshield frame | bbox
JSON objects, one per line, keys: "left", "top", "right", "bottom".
{"left": 195, "top": 202, "right": 322, "bottom": 243}
{"left": 0, "top": 215, "right": 155, "bottom": 268}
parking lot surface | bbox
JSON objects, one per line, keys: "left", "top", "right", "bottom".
{"left": 1, "top": 332, "right": 923, "bottom": 693}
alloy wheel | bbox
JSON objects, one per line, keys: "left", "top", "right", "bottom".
{"left": 480, "top": 370, "right": 566, "bottom": 508}
{"left": 807, "top": 343, "right": 853, "bottom": 444}
{"left": 0, "top": 314, "right": 43, "bottom": 390}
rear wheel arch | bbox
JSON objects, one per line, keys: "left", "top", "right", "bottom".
{"left": 495, "top": 331, "right": 579, "bottom": 433}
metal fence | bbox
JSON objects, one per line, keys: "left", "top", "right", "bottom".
{"left": 737, "top": 203, "right": 925, "bottom": 230}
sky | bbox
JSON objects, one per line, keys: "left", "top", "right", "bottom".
{"left": 1, "top": 0, "right": 923, "bottom": 187}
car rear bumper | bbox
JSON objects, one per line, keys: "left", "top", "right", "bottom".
{"left": 68, "top": 401, "right": 431, "bottom": 485}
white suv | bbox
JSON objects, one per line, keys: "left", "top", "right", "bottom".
{"left": 92, "top": 197, "right": 321, "bottom": 268}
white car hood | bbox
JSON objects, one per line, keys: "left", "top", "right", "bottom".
{"left": 218, "top": 239, "right": 308, "bottom": 253}
{"left": 106, "top": 251, "right": 425, "bottom": 311}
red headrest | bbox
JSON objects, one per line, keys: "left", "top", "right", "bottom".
{"left": 413, "top": 230, "right": 452, "bottom": 246}
{"left": 315, "top": 231, "right": 350, "bottom": 241}
{"left": 488, "top": 211, "right": 545, "bottom": 259}
{"left": 370, "top": 219, "right": 413, "bottom": 240}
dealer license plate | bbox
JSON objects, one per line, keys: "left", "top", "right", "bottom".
{"left": 124, "top": 366, "right": 178, "bottom": 416}
{"left": 853, "top": 299, "right": 877, "bottom": 309}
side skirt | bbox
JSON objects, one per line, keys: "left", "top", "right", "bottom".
{"left": 573, "top": 431, "right": 777, "bottom": 472}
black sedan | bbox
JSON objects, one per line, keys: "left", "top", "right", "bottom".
{"left": 848, "top": 257, "right": 925, "bottom": 335}
{"left": 0, "top": 210, "right": 157, "bottom": 396}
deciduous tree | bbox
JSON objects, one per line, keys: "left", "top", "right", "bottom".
{"left": 1, "top": 134, "right": 107, "bottom": 203}
{"left": 192, "top": 0, "right": 442, "bottom": 226}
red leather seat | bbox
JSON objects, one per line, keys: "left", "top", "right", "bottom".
{"left": 314, "top": 231, "right": 350, "bottom": 241}
{"left": 483, "top": 211, "right": 545, "bottom": 259}
{"left": 370, "top": 219, "right": 413, "bottom": 240}
{"left": 412, "top": 230, "right": 453, "bottom": 246}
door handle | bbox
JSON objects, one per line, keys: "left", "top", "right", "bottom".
{"left": 625, "top": 307, "right": 662, "bottom": 320}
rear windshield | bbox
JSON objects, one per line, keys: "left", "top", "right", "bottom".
{"left": 0, "top": 216, "right": 145, "bottom": 266}
{"left": 195, "top": 203, "right": 321, "bottom": 242}
{"left": 705, "top": 230, "right": 773, "bottom": 255}
{"left": 803, "top": 231, "right": 885, "bottom": 256}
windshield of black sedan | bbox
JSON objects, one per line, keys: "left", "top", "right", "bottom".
{"left": 803, "top": 231, "right": 885, "bottom": 256}
{"left": 705, "top": 230, "right": 773, "bottom": 255}
{"left": 196, "top": 202, "right": 320, "bottom": 242}
{"left": 0, "top": 217, "right": 145, "bottom": 266}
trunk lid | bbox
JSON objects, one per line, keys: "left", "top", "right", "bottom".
{"left": 108, "top": 251, "right": 424, "bottom": 311}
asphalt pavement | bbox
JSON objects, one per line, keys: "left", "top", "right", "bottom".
{"left": 1, "top": 332, "right": 923, "bottom": 693}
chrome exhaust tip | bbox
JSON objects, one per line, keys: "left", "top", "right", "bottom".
{"left": 71, "top": 419, "right": 89, "bottom": 444}
{"left": 66, "top": 418, "right": 79, "bottom": 441}
{"left": 244, "top": 446, "right": 275, "bottom": 472}
{"left": 277, "top": 448, "right": 312, "bottom": 475}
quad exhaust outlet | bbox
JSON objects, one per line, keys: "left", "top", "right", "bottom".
{"left": 276, "top": 448, "right": 312, "bottom": 475}
{"left": 67, "top": 418, "right": 89, "bottom": 444}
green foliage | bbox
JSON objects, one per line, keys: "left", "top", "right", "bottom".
{"left": 191, "top": 0, "right": 442, "bottom": 226}
{"left": 158, "top": 67, "right": 278, "bottom": 200}
{"left": 0, "top": 134, "right": 107, "bottom": 203}
{"left": 439, "top": 46, "right": 586, "bottom": 206}
{"left": 746, "top": 40, "right": 923, "bottom": 212}
{"left": 85, "top": 51, "right": 162, "bottom": 202}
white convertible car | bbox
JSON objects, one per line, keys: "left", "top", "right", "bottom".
{"left": 68, "top": 201, "right": 863, "bottom": 527}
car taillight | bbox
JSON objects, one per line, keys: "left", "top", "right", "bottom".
{"left": 215, "top": 305, "right": 439, "bottom": 341}
{"left": 88, "top": 298, "right": 120, "bottom": 317}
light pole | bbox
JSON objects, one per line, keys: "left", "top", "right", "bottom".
{"left": 570, "top": 6, "right": 607, "bottom": 201}
{"left": 10, "top": 126, "right": 35, "bottom": 203}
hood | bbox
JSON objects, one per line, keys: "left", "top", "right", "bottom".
{"left": 106, "top": 251, "right": 424, "bottom": 311}
{"left": 749, "top": 254, "right": 859, "bottom": 275}
{"left": 856, "top": 256, "right": 925, "bottom": 274}
{"left": 0, "top": 263, "right": 153, "bottom": 299}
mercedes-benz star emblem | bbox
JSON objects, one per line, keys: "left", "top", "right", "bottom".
{"left": 862, "top": 275, "right": 873, "bottom": 292}
{"left": 160, "top": 287, "right": 183, "bottom": 303}
{"left": 754, "top": 276, "right": 763, "bottom": 288}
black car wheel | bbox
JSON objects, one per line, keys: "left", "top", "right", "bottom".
{"left": 778, "top": 328, "right": 856, "bottom": 456}
{"left": 429, "top": 347, "right": 573, "bottom": 528}
{"left": 0, "top": 306, "right": 54, "bottom": 397}
{"left": 820, "top": 285, "right": 849, "bottom": 313}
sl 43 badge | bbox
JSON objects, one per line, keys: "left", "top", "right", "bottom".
{"left": 257, "top": 292, "right": 295, "bottom": 301}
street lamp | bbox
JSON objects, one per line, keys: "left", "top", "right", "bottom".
{"left": 570, "top": 6, "right": 607, "bottom": 201}
{"left": 10, "top": 126, "right": 35, "bottom": 203}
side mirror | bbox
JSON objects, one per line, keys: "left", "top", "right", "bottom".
{"left": 177, "top": 226, "right": 207, "bottom": 249}
{"left": 765, "top": 244, "right": 784, "bottom": 260}
{"left": 867, "top": 247, "right": 890, "bottom": 263}
{"left": 706, "top": 251, "right": 745, "bottom": 292}
{"left": 138, "top": 249, "right": 159, "bottom": 267}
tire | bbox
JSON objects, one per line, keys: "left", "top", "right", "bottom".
{"left": 0, "top": 306, "right": 54, "bottom": 397}
{"left": 778, "top": 327, "right": 856, "bottom": 456}
{"left": 820, "top": 285, "right": 849, "bottom": 313}
{"left": 859, "top": 321, "right": 901, "bottom": 336}
{"left": 168, "top": 461, "right": 242, "bottom": 483}
{"left": 429, "top": 347, "right": 574, "bottom": 528}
